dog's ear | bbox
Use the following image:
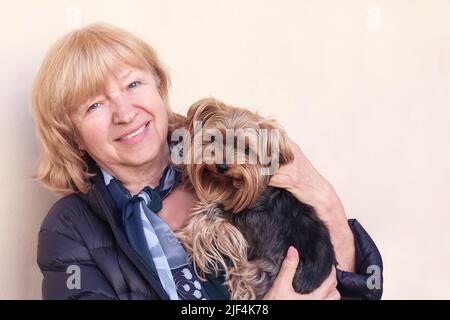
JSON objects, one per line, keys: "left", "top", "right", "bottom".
{"left": 258, "top": 118, "right": 294, "bottom": 166}
{"left": 277, "top": 130, "right": 294, "bottom": 165}
{"left": 185, "top": 97, "right": 224, "bottom": 132}
{"left": 167, "top": 112, "right": 186, "bottom": 140}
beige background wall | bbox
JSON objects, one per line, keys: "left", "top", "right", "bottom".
{"left": 1, "top": 0, "right": 449, "bottom": 299}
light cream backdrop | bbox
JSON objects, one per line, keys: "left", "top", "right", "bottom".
{"left": 0, "top": 0, "right": 449, "bottom": 299}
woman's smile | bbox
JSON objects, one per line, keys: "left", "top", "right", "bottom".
{"left": 115, "top": 120, "right": 151, "bottom": 145}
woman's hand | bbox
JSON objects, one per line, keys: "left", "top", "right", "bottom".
{"left": 269, "top": 136, "right": 356, "bottom": 272}
{"left": 269, "top": 136, "right": 340, "bottom": 220}
{"left": 263, "top": 247, "right": 340, "bottom": 300}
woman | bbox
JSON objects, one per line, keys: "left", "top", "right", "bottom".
{"left": 33, "top": 23, "right": 383, "bottom": 300}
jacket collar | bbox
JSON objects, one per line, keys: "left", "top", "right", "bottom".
{"left": 81, "top": 161, "right": 229, "bottom": 300}
{"left": 81, "top": 163, "right": 170, "bottom": 300}
{"left": 87, "top": 168, "right": 122, "bottom": 226}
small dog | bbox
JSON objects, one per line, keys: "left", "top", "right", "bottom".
{"left": 177, "top": 98, "right": 336, "bottom": 299}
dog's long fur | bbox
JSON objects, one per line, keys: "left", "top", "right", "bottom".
{"left": 177, "top": 98, "right": 336, "bottom": 299}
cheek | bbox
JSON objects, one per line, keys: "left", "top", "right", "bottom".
{"left": 76, "top": 118, "right": 110, "bottom": 155}
{"left": 157, "top": 108, "right": 169, "bottom": 136}
{"left": 147, "top": 97, "right": 169, "bottom": 137}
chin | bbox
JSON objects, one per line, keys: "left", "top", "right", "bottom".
{"left": 130, "top": 143, "right": 166, "bottom": 166}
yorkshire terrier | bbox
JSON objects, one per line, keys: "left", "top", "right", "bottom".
{"left": 176, "top": 98, "right": 336, "bottom": 300}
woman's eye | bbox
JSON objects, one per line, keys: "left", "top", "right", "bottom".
{"left": 244, "top": 146, "right": 250, "bottom": 155}
{"left": 128, "top": 81, "right": 141, "bottom": 89}
{"left": 210, "top": 136, "right": 216, "bottom": 142}
{"left": 88, "top": 102, "right": 101, "bottom": 112}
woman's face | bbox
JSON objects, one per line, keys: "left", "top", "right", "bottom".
{"left": 70, "top": 64, "right": 169, "bottom": 172}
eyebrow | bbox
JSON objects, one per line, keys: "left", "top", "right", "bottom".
{"left": 119, "top": 70, "right": 134, "bottom": 80}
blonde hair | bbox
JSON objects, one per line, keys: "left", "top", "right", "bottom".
{"left": 32, "top": 23, "right": 183, "bottom": 195}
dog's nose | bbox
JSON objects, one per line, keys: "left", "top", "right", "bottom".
{"left": 215, "top": 164, "right": 229, "bottom": 173}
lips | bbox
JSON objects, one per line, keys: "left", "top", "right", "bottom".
{"left": 116, "top": 121, "right": 150, "bottom": 143}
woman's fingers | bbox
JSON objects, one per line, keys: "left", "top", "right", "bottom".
{"left": 272, "top": 246, "right": 299, "bottom": 291}
{"left": 309, "top": 267, "right": 340, "bottom": 299}
{"left": 268, "top": 171, "right": 289, "bottom": 188}
{"left": 263, "top": 246, "right": 301, "bottom": 299}
{"left": 325, "top": 289, "right": 341, "bottom": 300}
{"left": 264, "top": 248, "right": 340, "bottom": 300}
{"left": 268, "top": 163, "right": 297, "bottom": 189}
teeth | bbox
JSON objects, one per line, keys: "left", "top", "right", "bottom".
{"left": 121, "top": 123, "right": 147, "bottom": 140}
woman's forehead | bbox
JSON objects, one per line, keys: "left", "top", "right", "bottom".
{"left": 65, "top": 45, "right": 155, "bottom": 111}
{"left": 77, "top": 64, "right": 152, "bottom": 103}
{"left": 104, "top": 59, "right": 150, "bottom": 79}
{"left": 107, "top": 65, "right": 147, "bottom": 85}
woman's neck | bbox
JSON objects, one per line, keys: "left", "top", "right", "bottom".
{"left": 103, "top": 143, "right": 170, "bottom": 195}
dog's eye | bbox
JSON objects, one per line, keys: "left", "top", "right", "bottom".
{"left": 244, "top": 146, "right": 250, "bottom": 155}
{"left": 210, "top": 136, "right": 216, "bottom": 142}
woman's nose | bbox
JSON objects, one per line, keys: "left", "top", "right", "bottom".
{"left": 111, "top": 95, "right": 138, "bottom": 124}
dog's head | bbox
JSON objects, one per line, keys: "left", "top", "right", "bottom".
{"left": 182, "top": 97, "right": 293, "bottom": 213}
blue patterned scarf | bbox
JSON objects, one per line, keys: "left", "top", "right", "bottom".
{"left": 100, "top": 165, "right": 209, "bottom": 300}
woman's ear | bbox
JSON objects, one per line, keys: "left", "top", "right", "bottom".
{"left": 184, "top": 97, "right": 223, "bottom": 133}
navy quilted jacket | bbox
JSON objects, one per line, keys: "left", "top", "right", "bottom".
{"left": 37, "top": 169, "right": 383, "bottom": 300}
